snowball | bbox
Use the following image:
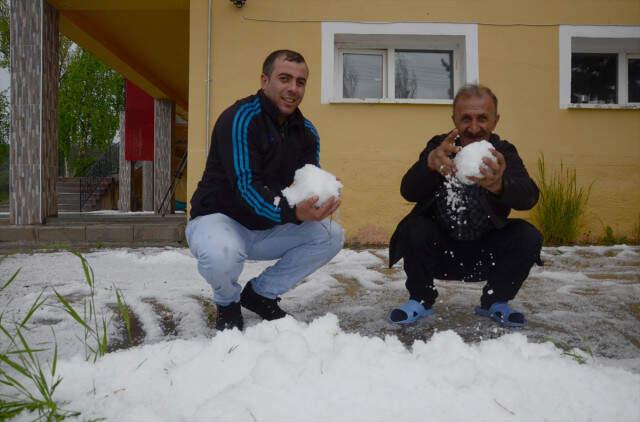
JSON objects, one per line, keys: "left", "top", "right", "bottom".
{"left": 282, "top": 164, "right": 342, "bottom": 207}
{"left": 453, "top": 140, "right": 497, "bottom": 185}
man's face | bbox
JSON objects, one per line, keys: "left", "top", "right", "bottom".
{"left": 452, "top": 94, "right": 500, "bottom": 146}
{"left": 261, "top": 57, "right": 308, "bottom": 119}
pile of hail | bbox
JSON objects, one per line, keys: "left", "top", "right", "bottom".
{"left": 282, "top": 164, "right": 342, "bottom": 207}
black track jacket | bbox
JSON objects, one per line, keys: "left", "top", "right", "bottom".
{"left": 190, "top": 90, "right": 320, "bottom": 230}
{"left": 388, "top": 133, "right": 539, "bottom": 267}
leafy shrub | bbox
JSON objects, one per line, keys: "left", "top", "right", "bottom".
{"left": 632, "top": 214, "right": 640, "bottom": 245}
{"left": 531, "top": 155, "right": 592, "bottom": 245}
{"left": 601, "top": 225, "right": 629, "bottom": 246}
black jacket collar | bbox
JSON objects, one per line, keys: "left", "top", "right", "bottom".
{"left": 257, "top": 89, "right": 304, "bottom": 128}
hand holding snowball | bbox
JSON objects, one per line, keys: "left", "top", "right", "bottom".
{"left": 281, "top": 164, "right": 342, "bottom": 222}
{"left": 467, "top": 147, "right": 505, "bottom": 194}
{"left": 427, "top": 129, "right": 460, "bottom": 176}
{"left": 295, "top": 195, "right": 340, "bottom": 222}
{"left": 453, "top": 139, "right": 506, "bottom": 194}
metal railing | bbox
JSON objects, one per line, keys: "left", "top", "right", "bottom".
{"left": 79, "top": 143, "right": 120, "bottom": 211}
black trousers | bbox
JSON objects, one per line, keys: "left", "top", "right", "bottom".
{"left": 402, "top": 215, "right": 543, "bottom": 309}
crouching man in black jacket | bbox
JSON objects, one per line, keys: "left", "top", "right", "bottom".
{"left": 187, "top": 50, "right": 343, "bottom": 331}
{"left": 388, "top": 84, "right": 542, "bottom": 327}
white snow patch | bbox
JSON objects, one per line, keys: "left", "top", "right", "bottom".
{"left": 454, "top": 140, "right": 496, "bottom": 185}
{"left": 12, "top": 314, "right": 639, "bottom": 422}
{"left": 282, "top": 164, "right": 342, "bottom": 207}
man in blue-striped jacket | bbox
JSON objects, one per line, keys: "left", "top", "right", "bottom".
{"left": 187, "top": 50, "right": 343, "bottom": 331}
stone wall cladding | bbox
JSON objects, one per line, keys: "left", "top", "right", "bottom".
{"left": 42, "top": 1, "right": 59, "bottom": 219}
{"left": 154, "top": 100, "right": 175, "bottom": 215}
{"left": 118, "top": 112, "right": 132, "bottom": 211}
{"left": 9, "top": 0, "right": 58, "bottom": 224}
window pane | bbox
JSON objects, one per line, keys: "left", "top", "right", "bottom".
{"left": 343, "top": 53, "right": 383, "bottom": 99}
{"left": 571, "top": 53, "right": 618, "bottom": 104}
{"left": 395, "top": 50, "right": 453, "bottom": 99}
{"left": 629, "top": 58, "right": 640, "bottom": 103}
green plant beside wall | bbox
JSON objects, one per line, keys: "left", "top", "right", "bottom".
{"left": 601, "top": 225, "right": 629, "bottom": 246}
{"left": 632, "top": 214, "right": 640, "bottom": 245}
{"left": 531, "top": 155, "right": 593, "bottom": 246}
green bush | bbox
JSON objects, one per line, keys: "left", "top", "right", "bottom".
{"left": 531, "top": 155, "right": 592, "bottom": 245}
{"left": 632, "top": 214, "right": 640, "bottom": 245}
{"left": 601, "top": 225, "right": 629, "bottom": 246}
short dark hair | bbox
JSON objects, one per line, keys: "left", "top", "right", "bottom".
{"left": 262, "top": 49, "right": 307, "bottom": 77}
{"left": 453, "top": 84, "right": 498, "bottom": 115}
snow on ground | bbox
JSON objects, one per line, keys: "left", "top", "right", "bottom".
{"left": 1, "top": 246, "right": 639, "bottom": 421}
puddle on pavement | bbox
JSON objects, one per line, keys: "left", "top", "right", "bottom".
{"left": 31, "top": 318, "right": 63, "bottom": 326}
{"left": 56, "top": 292, "right": 90, "bottom": 304}
{"left": 332, "top": 274, "right": 361, "bottom": 298}
{"left": 570, "top": 287, "right": 601, "bottom": 296}
{"left": 370, "top": 266, "right": 400, "bottom": 278}
{"left": 586, "top": 273, "right": 640, "bottom": 282}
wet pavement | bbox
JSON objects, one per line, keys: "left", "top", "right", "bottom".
{"left": 2, "top": 245, "right": 639, "bottom": 372}
{"left": 281, "top": 246, "right": 640, "bottom": 372}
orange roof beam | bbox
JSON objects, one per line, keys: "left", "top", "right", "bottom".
{"left": 57, "top": 8, "right": 188, "bottom": 117}
{"left": 49, "top": 0, "right": 188, "bottom": 12}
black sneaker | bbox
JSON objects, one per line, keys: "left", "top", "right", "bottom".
{"left": 216, "top": 302, "right": 244, "bottom": 331}
{"left": 240, "top": 281, "right": 288, "bottom": 321}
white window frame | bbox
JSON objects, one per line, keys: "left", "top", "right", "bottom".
{"left": 321, "top": 22, "right": 479, "bottom": 104}
{"left": 559, "top": 25, "right": 640, "bottom": 109}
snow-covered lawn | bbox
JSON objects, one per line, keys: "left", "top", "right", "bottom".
{"left": 1, "top": 246, "right": 639, "bottom": 421}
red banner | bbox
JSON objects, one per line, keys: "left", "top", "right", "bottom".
{"left": 125, "top": 80, "right": 154, "bottom": 161}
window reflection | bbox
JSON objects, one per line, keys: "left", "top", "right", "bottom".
{"left": 343, "top": 53, "right": 383, "bottom": 99}
{"left": 571, "top": 53, "right": 617, "bottom": 104}
{"left": 395, "top": 50, "right": 453, "bottom": 99}
{"left": 628, "top": 58, "right": 640, "bottom": 103}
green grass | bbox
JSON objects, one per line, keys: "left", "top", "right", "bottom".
{"left": 0, "top": 267, "right": 80, "bottom": 421}
{"left": 531, "top": 155, "right": 593, "bottom": 246}
{"left": 543, "top": 336, "right": 593, "bottom": 365}
{"left": 0, "top": 251, "right": 132, "bottom": 420}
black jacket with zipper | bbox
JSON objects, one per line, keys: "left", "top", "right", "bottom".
{"left": 190, "top": 90, "right": 319, "bottom": 230}
{"left": 388, "top": 133, "right": 539, "bottom": 267}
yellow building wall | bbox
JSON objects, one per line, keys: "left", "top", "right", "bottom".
{"left": 188, "top": 0, "right": 640, "bottom": 244}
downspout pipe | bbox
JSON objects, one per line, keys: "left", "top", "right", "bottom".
{"left": 205, "top": 0, "right": 212, "bottom": 152}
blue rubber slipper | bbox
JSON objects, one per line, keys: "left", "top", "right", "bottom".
{"left": 475, "top": 302, "right": 526, "bottom": 328}
{"left": 388, "top": 300, "right": 434, "bottom": 325}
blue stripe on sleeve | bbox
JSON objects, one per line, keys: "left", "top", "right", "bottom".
{"left": 231, "top": 99, "right": 281, "bottom": 222}
{"left": 304, "top": 119, "right": 320, "bottom": 165}
{"left": 238, "top": 106, "right": 282, "bottom": 221}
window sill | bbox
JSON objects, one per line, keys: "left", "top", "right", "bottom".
{"left": 329, "top": 98, "right": 453, "bottom": 105}
{"left": 567, "top": 103, "right": 640, "bottom": 110}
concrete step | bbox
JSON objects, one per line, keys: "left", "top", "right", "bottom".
{"left": 2, "top": 177, "right": 117, "bottom": 215}
{"left": 0, "top": 216, "right": 187, "bottom": 251}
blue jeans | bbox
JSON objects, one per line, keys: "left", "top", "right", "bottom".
{"left": 186, "top": 213, "right": 344, "bottom": 306}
